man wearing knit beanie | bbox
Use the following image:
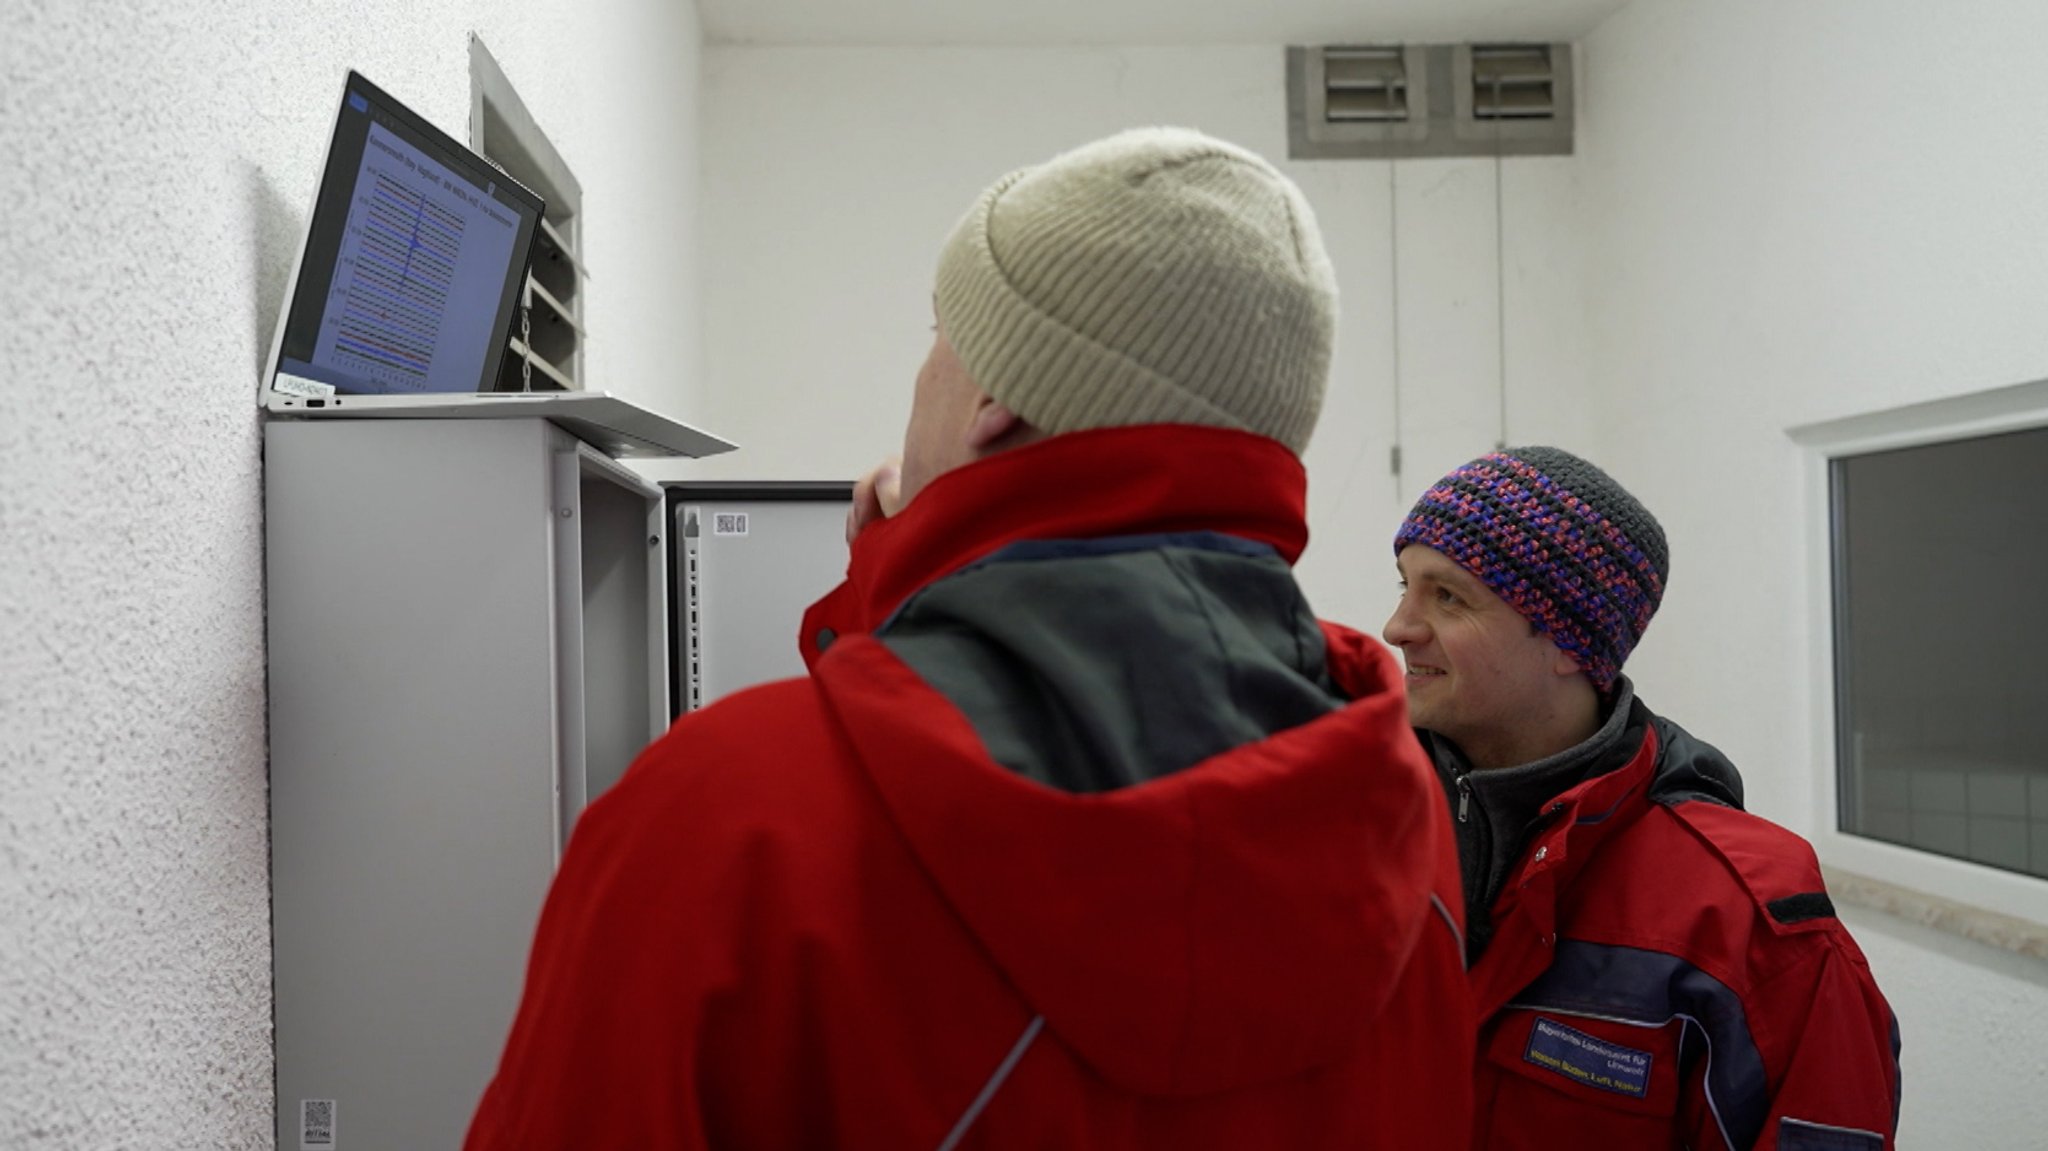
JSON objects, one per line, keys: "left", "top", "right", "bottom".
{"left": 1386, "top": 447, "right": 1902, "bottom": 1151}
{"left": 855, "top": 125, "right": 1338, "bottom": 526}
{"left": 470, "top": 128, "right": 1472, "bottom": 1151}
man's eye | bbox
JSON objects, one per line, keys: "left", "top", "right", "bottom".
{"left": 1435, "top": 588, "right": 1462, "bottom": 607}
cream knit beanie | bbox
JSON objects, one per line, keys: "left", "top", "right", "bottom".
{"left": 933, "top": 127, "right": 1337, "bottom": 456}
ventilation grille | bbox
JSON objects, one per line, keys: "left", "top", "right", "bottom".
{"left": 1471, "top": 45, "right": 1558, "bottom": 120}
{"left": 1287, "top": 42, "right": 1574, "bottom": 160}
{"left": 1323, "top": 47, "right": 1410, "bottom": 123}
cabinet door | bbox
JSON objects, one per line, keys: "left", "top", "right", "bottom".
{"left": 670, "top": 485, "right": 852, "bottom": 713}
{"left": 268, "top": 418, "right": 563, "bottom": 1151}
{"left": 548, "top": 431, "right": 668, "bottom": 836}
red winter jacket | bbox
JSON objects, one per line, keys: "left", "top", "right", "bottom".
{"left": 1462, "top": 708, "right": 1902, "bottom": 1150}
{"left": 465, "top": 426, "right": 1474, "bottom": 1150}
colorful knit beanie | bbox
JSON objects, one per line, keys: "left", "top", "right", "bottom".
{"left": 1393, "top": 447, "right": 1668, "bottom": 694}
{"left": 933, "top": 127, "right": 1337, "bottom": 456}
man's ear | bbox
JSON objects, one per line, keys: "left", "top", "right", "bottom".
{"left": 964, "top": 394, "right": 1023, "bottom": 452}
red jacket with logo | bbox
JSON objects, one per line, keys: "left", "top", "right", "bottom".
{"left": 465, "top": 427, "right": 1473, "bottom": 1150}
{"left": 1463, "top": 709, "right": 1902, "bottom": 1150}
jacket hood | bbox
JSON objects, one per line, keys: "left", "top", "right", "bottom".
{"left": 1647, "top": 709, "right": 1745, "bottom": 811}
{"left": 812, "top": 630, "right": 1443, "bottom": 1098}
{"left": 799, "top": 426, "right": 1447, "bottom": 1097}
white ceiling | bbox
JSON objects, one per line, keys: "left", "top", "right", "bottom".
{"left": 698, "top": 0, "right": 1634, "bottom": 47}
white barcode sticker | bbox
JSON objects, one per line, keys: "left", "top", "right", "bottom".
{"left": 301, "top": 1098, "right": 336, "bottom": 1148}
{"left": 273, "top": 373, "right": 337, "bottom": 399}
{"left": 712, "top": 512, "right": 749, "bottom": 537}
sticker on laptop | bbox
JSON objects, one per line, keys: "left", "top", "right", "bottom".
{"left": 1523, "top": 1016, "right": 1653, "bottom": 1098}
{"left": 273, "top": 374, "right": 337, "bottom": 399}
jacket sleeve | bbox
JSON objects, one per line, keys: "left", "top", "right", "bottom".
{"left": 462, "top": 725, "right": 771, "bottom": 1151}
{"left": 1750, "top": 938, "right": 1902, "bottom": 1151}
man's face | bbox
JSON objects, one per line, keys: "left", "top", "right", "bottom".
{"left": 897, "top": 326, "right": 981, "bottom": 508}
{"left": 1383, "top": 545, "right": 1581, "bottom": 756}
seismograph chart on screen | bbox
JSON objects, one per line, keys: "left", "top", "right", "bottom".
{"left": 311, "top": 120, "right": 520, "bottom": 394}
{"left": 331, "top": 170, "right": 464, "bottom": 385}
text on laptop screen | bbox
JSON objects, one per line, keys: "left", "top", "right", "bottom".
{"left": 273, "top": 73, "right": 542, "bottom": 397}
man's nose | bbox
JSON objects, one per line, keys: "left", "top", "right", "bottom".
{"left": 1382, "top": 597, "right": 1425, "bottom": 648}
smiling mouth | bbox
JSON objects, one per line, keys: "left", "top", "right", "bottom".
{"left": 1406, "top": 664, "right": 1448, "bottom": 678}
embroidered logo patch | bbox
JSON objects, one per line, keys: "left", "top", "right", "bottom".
{"left": 1522, "top": 1017, "right": 1653, "bottom": 1098}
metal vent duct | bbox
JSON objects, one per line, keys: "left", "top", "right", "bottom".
{"left": 1323, "top": 47, "right": 1410, "bottom": 122}
{"left": 1288, "top": 43, "right": 1574, "bottom": 160}
{"left": 1471, "top": 44, "right": 1558, "bottom": 120}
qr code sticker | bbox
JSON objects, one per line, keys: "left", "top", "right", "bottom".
{"left": 301, "top": 1099, "right": 336, "bottom": 1148}
{"left": 713, "top": 512, "right": 749, "bottom": 537}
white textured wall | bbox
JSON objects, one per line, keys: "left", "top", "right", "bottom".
{"left": 1578, "top": 0, "right": 2048, "bottom": 1143}
{"left": 690, "top": 44, "right": 1588, "bottom": 633}
{"left": 0, "top": 1, "right": 702, "bottom": 1145}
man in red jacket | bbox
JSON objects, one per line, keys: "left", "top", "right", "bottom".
{"left": 1385, "top": 447, "right": 1902, "bottom": 1150}
{"left": 466, "top": 128, "right": 1473, "bottom": 1150}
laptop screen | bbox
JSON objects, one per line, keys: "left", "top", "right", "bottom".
{"left": 270, "top": 72, "right": 543, "bottom": 399}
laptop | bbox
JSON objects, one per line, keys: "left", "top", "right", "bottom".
{"left": 261, "top": 71, "right": 734, "bottom": 460}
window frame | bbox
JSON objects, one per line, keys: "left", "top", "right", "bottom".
{"left": 1792, "top": 377, "right": 2048, "bottom": 928}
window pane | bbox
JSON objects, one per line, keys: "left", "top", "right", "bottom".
{"left": 1833, "top": 425, "right": 2048, "bottom": 878}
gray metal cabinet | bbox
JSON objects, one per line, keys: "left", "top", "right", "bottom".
{"left": 265, "top": 416, "right": 668, "bottom": 1151}
{"left": 665, "top": 482, "right": 853, "bottom": 717}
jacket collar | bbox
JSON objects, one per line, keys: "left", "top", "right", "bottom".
{"left": 1471, "top": 722, "right": 1661, "bottom": 1013}
{"left": 801, "top": 425, "right": 1307, "bottom": 669}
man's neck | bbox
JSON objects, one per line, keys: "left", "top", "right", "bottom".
{"left": 1459, "top": 697, "right": 1603, "bottom": 772}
